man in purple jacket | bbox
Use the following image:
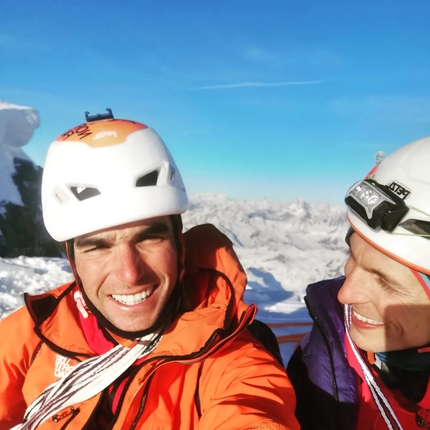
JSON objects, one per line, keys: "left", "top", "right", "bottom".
{"left": 287, "top": 136, "right": 430, "bottom": 430}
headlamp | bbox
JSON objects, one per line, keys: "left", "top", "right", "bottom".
{"left": 345, "top": 179, "right": 409, "bottom": 233}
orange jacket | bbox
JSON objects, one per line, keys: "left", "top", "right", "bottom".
{"left": 0, "top": 224, "right": 299, "bottom": 430}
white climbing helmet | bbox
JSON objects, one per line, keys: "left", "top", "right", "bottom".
{"left": 345, "top": 136, "right": 430, "bottom": 274}
{"left": 42, "top": 110, "right": 188, "bottom": 242}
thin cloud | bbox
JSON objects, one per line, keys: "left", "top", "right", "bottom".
{"left": 188, "top": 81, "right": 322, "bottom": 90}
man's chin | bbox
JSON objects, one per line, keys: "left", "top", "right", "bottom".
{"left": 350, "top": 329, "right": 384, "bottom": 353}
{"left": 110, "top": 321, "right": 152, "bottom": 334}
{"left": 102, "top": 313, "right": 154, "bottom": 335}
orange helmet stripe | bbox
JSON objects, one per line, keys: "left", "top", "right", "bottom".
{"left": 56, "top": 119, "right": 147, "bottom": 148}
{"left": 348, "top": 216, "right": 430, "bottom": 276}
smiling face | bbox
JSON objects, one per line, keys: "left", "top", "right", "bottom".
{"left": 338, "top": 233, "right": 430, "bottom": 352}
{"left": 73, "top": 216, "right": 179, "bottom": 333}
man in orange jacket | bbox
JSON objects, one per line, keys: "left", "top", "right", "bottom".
{"left": 0, "top": 110, "right": 299, "bottom": 430}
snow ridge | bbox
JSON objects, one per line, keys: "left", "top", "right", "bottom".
{"left": 183, "top": 193, "right": 349, "bottom": 320}
{"left": 0, "top": 193, "right": 349, "bottom": 320}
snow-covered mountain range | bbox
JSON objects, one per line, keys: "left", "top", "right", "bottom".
{"left": 183, "top": 193, "right": 349, "bottom": 320}
{"left": 0, "top": 192, "right": 350, "bottom": 319}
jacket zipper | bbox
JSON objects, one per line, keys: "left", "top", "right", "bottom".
{"left": 50, "top": 407, "right": 80, "bottom": 429}
{"left": 60, "top": 409, "right": 80, "bottom": 430}
{"left": 415, "top": 409, "right": 430, "bottom": 428}
{"left": 130, "top": 395, "right": 147, "bottom": 430}
{"left": 130, "top": 380, "right": 152, "bottom": 430}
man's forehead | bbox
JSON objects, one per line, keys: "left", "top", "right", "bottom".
{"left": 349, "top": 233, "right": 415, "bottom": 287}
{"left": 76, "top": 216, "right": 172, "bottom": 240}
{"left": 350, "top": 233, "right": 396, "bottom": 268}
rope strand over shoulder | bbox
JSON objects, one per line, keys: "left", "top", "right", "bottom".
{"left": 344, "top": 305, "right": 403, "bottom": 430}
{"left": 13, "top": 329, "right": 163, "bottom": 430}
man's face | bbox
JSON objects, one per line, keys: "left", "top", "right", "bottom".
{"left": 74, "top": 216, "right": 178, "bottom": 333}
{"left": 338, "top": 233, "right": 430, "bottom": 352}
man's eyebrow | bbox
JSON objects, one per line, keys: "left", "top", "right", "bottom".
{"left": 136, "top": 223, "right": 170, "bottom": 239}
{"left": 74, "top": 222, "right": 170, "bottom": 249}
{"left": 74, "top": 237, "right": 110, "bottom": 249}
{"left": 349, "top": 246, "right": 403, "bottom": 288}
{"left": 369, "top": 268, "right": 403, "bottom": 288}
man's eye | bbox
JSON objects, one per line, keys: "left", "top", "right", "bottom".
{"left": 377, "top": 277, "right": 395, "bottom": 292}
{"left": 85, "top": 248, "right": 98, "bottom": 253}
{"left": 140, "top": 235, "right": 163, "bottom": 243}
{"left": 85, "top": 244, "right": 108, "bottom": 252}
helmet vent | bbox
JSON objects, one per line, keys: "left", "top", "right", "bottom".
{"left": 170, "top": 168, "right": 175, "bottom": 183}
{"left": 70, "top": 186, "right": 101, "bottom": 201}
{"left": 136, "top": 170, "right": 158, "bottom": 187}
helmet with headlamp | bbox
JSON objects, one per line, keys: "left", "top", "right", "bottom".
{"left": 345, "top": 136, "right": 430, "bottom": 274}
{"left": 42, "top": 109, "right": 188, "bottom": 242}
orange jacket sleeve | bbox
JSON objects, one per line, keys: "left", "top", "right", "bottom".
{"left": 0, "top": 306, "right": 41, "bottom": 430}
{"left": 197, "top": 329, "right": 300, "bottom": 430}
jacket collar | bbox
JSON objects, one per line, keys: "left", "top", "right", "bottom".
{"left": 25, "top": 224, "right": 252, "bottom": 360}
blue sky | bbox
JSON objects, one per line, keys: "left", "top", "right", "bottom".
{"left": 1, "top": 0, "right": 430, "bottom": 205}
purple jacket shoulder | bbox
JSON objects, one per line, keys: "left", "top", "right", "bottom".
{"left": 287, "top": 277, "right": 360, "bottom": 430}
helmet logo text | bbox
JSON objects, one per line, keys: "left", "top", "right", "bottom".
{"left": 61, "top": 124, "right": 92, "bottom": 141}
{"left": 92, "top": 131, "right": 118, "bottom": 140}
{"left": 388, "top": 182, "right": 410, "bottom": 200}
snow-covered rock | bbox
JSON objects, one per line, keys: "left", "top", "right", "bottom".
{"left": 0, "top": 100, "right": 63, "bottom": 257}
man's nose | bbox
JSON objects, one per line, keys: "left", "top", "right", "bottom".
{"left": 338, "top": 268, "right": 370, "bottom": 305}
{"left": 113, "top": 245, "right": 148, "bottom": 285}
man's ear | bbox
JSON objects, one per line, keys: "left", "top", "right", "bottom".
{"left": 179, "top": 266, "right": 185, "bottom": 282}
{"left": 65, "top": 239, "right": 84, "bottom": 289}
{"left": 169, "top": 214, "right": 185, "bottom": 282}
{"left": 178, "top": 232, "right": 186, "bottom": 281}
